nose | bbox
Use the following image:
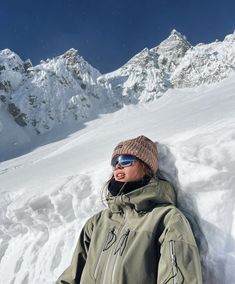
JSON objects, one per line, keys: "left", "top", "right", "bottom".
{"left": 114, "top": 163, "right": 123, "bottom": 169}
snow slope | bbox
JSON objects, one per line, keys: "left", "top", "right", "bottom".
{"left": 0, "top": 74, "right": 235, "bottom": 283}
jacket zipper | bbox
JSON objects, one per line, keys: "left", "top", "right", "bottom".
{"left": 169, "top": 240, "right": 178, "bottom": 284}
{"left": 102, "top": 208, "right": 130, "bottom": 284}
{"left": 111, "top": 229, "right": 130, "bottom": 283}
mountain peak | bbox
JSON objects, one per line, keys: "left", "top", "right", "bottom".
{"left": 0, "top": 48, "right": 15, "bottom": 57}
{"left": 159, "top": 29, "right": 191, "bottom": 49}
{"left": 64, "top": 48, "right": 79, "bottom": 57}
{"left": 170, "top": 29, "right": 184, "bottom": 38}
{"left": 0, "top": 48, "right": 23, "bottom": 63}
{"left": 60, "top": 48, "right": 80, "bottom": 63}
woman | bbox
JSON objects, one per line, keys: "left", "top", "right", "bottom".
{"left": 57, "top": 135, "right": 202, "bottom": 284}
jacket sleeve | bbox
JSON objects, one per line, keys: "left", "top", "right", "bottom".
{"left": 157, "top": 209, "right": 203, "bottom": 284}
{"left": 56, "top": 217, "right": 94, "bottom": 284}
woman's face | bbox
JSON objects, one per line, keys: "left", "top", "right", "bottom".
{"left": 113, "top": 160, "right": 145, "bottom": 182}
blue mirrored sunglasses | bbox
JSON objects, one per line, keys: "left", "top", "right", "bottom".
{"left": 111, "top": 155, "right": 137, "bottom": 168}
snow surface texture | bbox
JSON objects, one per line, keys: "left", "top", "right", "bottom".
{"left": 0, "top": 72, "right": 235, "bottom": 283}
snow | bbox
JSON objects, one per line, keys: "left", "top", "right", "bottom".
{"left": 0, "top": 73, "right": 235, "bottom": 283}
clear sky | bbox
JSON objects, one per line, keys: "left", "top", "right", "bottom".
{"left": 0, "top": 0, "right": 234, "bottom": 73}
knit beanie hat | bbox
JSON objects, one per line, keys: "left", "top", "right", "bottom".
{"left": 111, "top": 135, "right": 158, "bottom": 174}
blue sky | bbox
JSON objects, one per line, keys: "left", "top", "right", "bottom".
{"left": 0, "top": 0, "right": 234, "bottom": 73}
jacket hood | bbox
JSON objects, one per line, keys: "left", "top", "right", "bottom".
{"left": 106, "top": 177, "right": 176, "bottom": 213}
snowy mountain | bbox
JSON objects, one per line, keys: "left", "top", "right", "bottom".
{"left": 100, "top": 29, "right": 235, "bottom": 102}
{"left": 100, "top": 30, "right": 192, "bottom": 103}
{"left": 1, "top": 30, "right": 235, "bottom": 142}
{"left": 0, "top": 48, "right": 115, "bottom": 136}
{"left": 171, "top": 32, "right": 235, "bottom": 87}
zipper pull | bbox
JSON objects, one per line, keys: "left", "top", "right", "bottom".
{"left": 103, "top": 228, "right": 117, "bottom": 251}
{"left": 169, "top": 240, "right": 178, "bottom": 284}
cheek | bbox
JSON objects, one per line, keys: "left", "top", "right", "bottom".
{"left": 125, "top": 164, "right": 144, "bottom": 180}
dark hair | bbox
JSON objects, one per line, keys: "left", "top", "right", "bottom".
{"left": 101, "top": 160, "right": 154, "bottom": 204}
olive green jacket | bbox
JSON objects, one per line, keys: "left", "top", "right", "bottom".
{"left": 56, "top": 178, "right": 202, "bottom": 284}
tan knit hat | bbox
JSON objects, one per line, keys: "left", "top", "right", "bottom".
{"left": 111, "top": 135, "right": 158, "bottom": 174}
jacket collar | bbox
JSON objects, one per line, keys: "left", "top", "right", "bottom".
{"left": 106, "top": 177, "right": 176, "bottom": 213}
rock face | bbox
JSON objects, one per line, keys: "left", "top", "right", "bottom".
{"left": 0, "top": 30, "right": 235, "bottom": 134}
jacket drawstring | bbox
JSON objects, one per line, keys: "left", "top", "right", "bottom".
{"left": 114, "top": 229, "right": 130, "bottom": 256}
{"left": 117, "top": 182, "right": 128, "bottom": 196}
{"left": 103, "top": 228, "right": 117, "bottom": 251}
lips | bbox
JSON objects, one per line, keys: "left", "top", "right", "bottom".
{"left": 115, "top": 172, "right": 125, "bottom": 180}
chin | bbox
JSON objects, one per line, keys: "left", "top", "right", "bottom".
{"left": 115, "top": 178, "right": 126, "bottom": 182}
{"left": 114, "top": 176, "right": 127, "bottom": 182}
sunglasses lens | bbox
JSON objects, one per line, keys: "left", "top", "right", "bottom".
{"left": 111, "top": 155, "right": 137, "bottom": 168}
